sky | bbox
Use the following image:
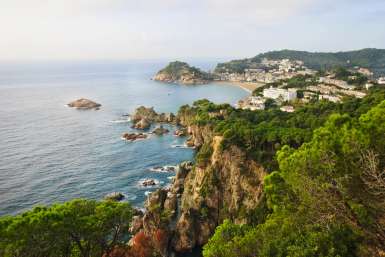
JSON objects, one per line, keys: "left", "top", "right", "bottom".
{"left": 1, "top": 0, "right": 385, "bottom": 61}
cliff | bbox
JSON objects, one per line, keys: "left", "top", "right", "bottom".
{"left": 130, "top": 104, "right": 267, "bottom": 256}
{"left": 173, "top": 134, "right": 266, "bottom": 252}
{"left": 154, "top": 61, "right": 212, "bottom": 85}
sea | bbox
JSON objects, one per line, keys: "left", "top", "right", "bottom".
{"left": 0, "top": 60, "right": 249, "bottom": 216}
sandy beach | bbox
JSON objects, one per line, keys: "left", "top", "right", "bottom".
{"left": 214, "top": 81, "right": 265, "bottom": 93}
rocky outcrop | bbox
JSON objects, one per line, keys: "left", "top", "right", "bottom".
{"left": 129, "top": 105, "right": 266, "bottom": 255}
{"left": 142, "top": 179, "right": 157, "bottom": 187}
{"left": 67, "top": 98, "right": 101, "bottom": 110}
{"left": 131, "top": 123, "right": 265, "bottom": 255}
{"left": 152, "top": 126, "right": 169, "bottom": 135}
{"left": 154, "top": 61, "right": 212, "bottom": 85}
{"left": 131, "top": 107, "right": 177, "bottom": 130}
{"left": 133, "top": 118, "right": 151, "bottom": 130}
{"left": 122, "top": 132, "right": 148, "bottom": 141}
{"left": 132, "top": 107, "right": 159, "bottom": 123}
{"left": 170, "top": 135, "right": 266, "bottom": 251}
{"left": 129, "top": 161, "right": 193, "bottom": 256}
{"left": 104, "top": 192, "right": 124, "bottom": 201}
{"left": 174, "top": 128, "right": 187, "bottom": 137}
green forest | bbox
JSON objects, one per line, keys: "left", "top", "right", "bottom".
{"left": 202, "top": 97, "right": 385, "bottom": 257}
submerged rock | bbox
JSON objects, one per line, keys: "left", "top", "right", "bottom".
{"left": 104, "top": 192, "right": 124, "bottom": 201}
{"left": 151, "top": 165, "right": 176, "bottom": 172}
{"left": 122, "top": 132, "right": 147, "bottom": 141}
{"left": 174, "top": 128, "right": 187, "bottom": 137}
{"left": 67, "top": 98, "right": 101, "bottom": 110}
{"left": 185, "top": 137, "right": 195, "bottom": 148}
{"left": 152, "top": 125, "right": 169, "bottom": 135}
{"left": 142, "top": 179, "right": 157, "bottom": 187}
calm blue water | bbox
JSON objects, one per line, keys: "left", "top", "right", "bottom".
{"left": 0, "top": 60, "right": 248, "bottom": 216}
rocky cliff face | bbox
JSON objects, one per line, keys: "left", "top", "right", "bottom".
{"left": 130, "top": 108, "right": 266, "bottom": 256}
{"left": 153, "top": 61, "right": 212, "bottom": 85}
{"left": 172, "top": 135, "right": 266, "bottom": 252}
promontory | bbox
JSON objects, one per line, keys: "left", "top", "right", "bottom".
{"left": 153, "top": 61, "right": 212, "bottom": 85}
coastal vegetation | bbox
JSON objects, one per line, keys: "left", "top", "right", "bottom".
{"left": 176, "top": 87, "right": 385, "bottom": 256}
{"left": 203, "top": 99, "right": 385, "bottom": 256}
{"left": 0, "top": 199, "right": 133, "bottom": 257}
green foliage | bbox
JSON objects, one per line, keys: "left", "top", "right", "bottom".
{"left": 202, "top": 97, "right": 385, "bottom": 257}
{"left": 264, "top": 98, "right": 277, "bottom": 109}
{"left": 203, "top": 220, "right": 254, "bottom": 257}
{"left": 257, "top": 49, "right": 385, "bottom": 75}
{"left": 348, "top": 202, "right": 373, "bottom": 227}
{"left": 196, "top": 142, "right": 213, "bottom": 167}
{"left": 215, "top": 59, "right": 251, "bottom": 73}
{"left": 282, "top": 75, "right": 315, "bottom": 89}
{"left": 203, "top": 217, "right": 361, "bottom": 257}
{"left": 264, "top": 171, "right": 297, "bottom": 213}
{"left": 159, "top": 61, "right": 210, "bottom": 80}
{"left": 186, "top": 88, "right": 385, "bottom": 172}
{"left": 200, "top": 207, "right": 209, "bottom": 219}
{"left": 333, "top": 67, "right": 368, "bottom": 87}
{"left": 0, "top": 199, "right": 133, "bottom": 257}
{"left": 243, "top": 195, "right": 271, "bottom": 225}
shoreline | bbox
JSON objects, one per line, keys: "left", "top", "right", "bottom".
{"left": 213, "top": 80, "right": 265, "bottom": 93}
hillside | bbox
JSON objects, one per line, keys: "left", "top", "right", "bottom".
{"left": 154, "top": 61, "right": 212, "bottom": 85}
{"left": 215, "top": 48, "right": 385, "bottom": 76}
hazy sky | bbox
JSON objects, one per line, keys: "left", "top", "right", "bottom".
{"left": 1, "top": 0, "right": 385, "bottom": 60}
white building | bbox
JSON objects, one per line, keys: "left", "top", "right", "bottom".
{"left": 280, "top": 106, "right": 295, "bottom": 113}
{"left": 357, "top": 68, "right": 373, "bottom": 77}
{"left": 263, "top": 87, "right": 297, "bottom": 101}
{"left": 319, "top": 77, "right": 355, "bottom": 90}
{"left": 365, "top": 83, "right": 374, "bottom": 90}
{"left": 378, "top": 77, "right": 385, "bottom": 85}
{"left": 319, "top": 95, "right": 341, "bottom": 103}
{"left": 238, "top": 96, "right": 266, "bottom": 111}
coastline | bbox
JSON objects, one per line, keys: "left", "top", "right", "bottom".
{"left": 213, "top": 80, "right": 265, "bottom": 93}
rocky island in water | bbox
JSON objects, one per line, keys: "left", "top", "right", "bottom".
{"left": 153, "top": 61, "right": 212, "bottom": 85}
{"left": 67, "top": 98, "right": 101, "bottom": 110}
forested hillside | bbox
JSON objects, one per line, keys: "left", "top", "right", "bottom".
{"left": 215, "top": 48, "right": 385, "bottom": 76}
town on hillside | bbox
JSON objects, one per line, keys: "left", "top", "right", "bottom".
{"left": 215, "top": 58, "right": 385, "bottom": 112}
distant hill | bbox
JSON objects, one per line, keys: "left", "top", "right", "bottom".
{"left": 154, "top": 61, "right": 212, "bottom": 85}
{"left": 215, "top": 48, "right": 385, "bottom": 76}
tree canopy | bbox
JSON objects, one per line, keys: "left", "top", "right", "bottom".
{"left": 0, "top": 199, "right": 133, "bottom": 257}
{"left": 203, "top": 100, "right": 385, "bottom": 257}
